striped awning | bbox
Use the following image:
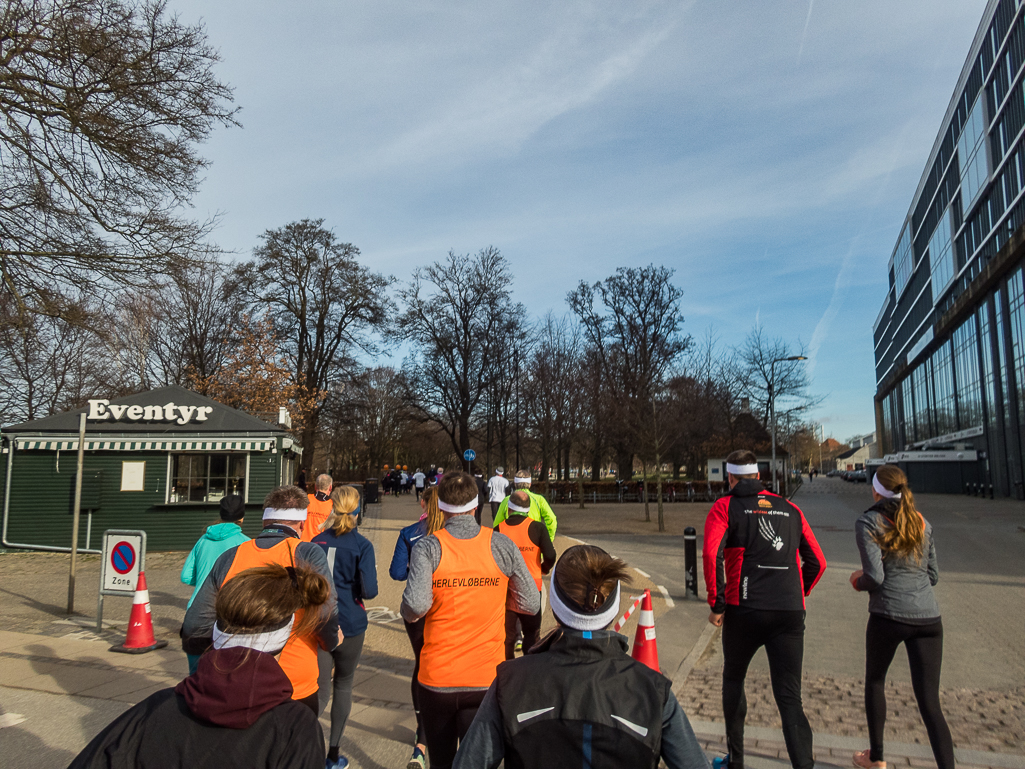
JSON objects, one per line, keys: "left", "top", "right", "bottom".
{"left": 14, "top": 439, "right": 275, "bottom": 452}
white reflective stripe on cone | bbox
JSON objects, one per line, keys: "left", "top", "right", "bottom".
{"left": 133, "top": 590, "right": 150, "bottom": 604}
{"left": 638, "top": 609, "right": 654, "bottom": 626}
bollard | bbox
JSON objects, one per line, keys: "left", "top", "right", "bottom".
{"left": 684, "top": 526, "right": 698, "bottom": 598}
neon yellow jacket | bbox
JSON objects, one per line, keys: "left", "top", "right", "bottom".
{"left": 494, "top": 489, "right": 557, "bottom": 541}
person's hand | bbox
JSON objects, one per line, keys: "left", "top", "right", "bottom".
{"left": 337, "top": 629, "right": 345, "bottom": 646}
{"left": 849, "top": 570, "right": 863, "bottom": 590}
{"left": 708, "top": 612, "right": 724, "bottom": 627}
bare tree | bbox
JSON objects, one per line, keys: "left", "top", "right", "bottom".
{"left": 235, "top": 219, "right": 393, "bottom": 468}
{"left": 0, "top": 0, "right": 237, "bottom": 310}
{"left": 399, "top": 247, "right": 525, "bottom": 461}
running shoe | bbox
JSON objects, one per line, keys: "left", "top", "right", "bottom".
{"left": 325, "top": 757, "right": 349, "bottom": 769}
{"left": 712, "top": 755, "right": 729, "bottom": 769}
{"left": 406, "top": 746, "right": 426, "bottom": 769}
{"left": 852, "top": 750, "right": 885, "bottom": 769}
{"left": 514, "top": 639, "right": 522, "bottom": 652}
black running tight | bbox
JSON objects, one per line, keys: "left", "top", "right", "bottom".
{"left": 865, "top": 614, "right": 954, "bottom": 769}
{"left": 404, "top": 618, "right": 427, "bottom": 745}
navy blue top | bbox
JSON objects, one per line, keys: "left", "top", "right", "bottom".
{"left": 311, "top": 527, "right": 378, "bottom": 637}
{"left": 389, "top": 519, "right": 428, "bottom": 581}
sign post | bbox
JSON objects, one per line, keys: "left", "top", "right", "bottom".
{"left": 67, "top": 412, "right": 86, "bottom": 614}
{"left": 97, "top": 530, "right": 146, "bottom": 631}
{"left": 463, "top": 448, "right": 476, "bottom": 473}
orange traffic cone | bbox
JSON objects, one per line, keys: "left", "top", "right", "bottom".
{"left": 631, "top": 589, "right": 659, "bottom": 672}
{"left": 109, "top": 572, "right": 168, "bottom": 654}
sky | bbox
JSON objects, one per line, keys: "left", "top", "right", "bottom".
{"left": 167, "top": 0, "right": 990, "bottom": 443}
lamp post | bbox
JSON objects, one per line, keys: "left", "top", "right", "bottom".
{"left": 769, "top": 355, "right": 807, "bottom": 495}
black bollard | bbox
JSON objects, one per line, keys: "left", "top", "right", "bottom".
{"left": 684, "top": 526, "right": 698, "bottom": 599}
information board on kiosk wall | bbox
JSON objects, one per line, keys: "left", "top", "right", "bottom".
{"left": 100, "top": 530, "right": 146, "bottom": 596}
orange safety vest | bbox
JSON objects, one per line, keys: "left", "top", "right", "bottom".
{"left": 221, "top": 538, "right": 320, "bottom": 699}
{"left": 419, "top": 527, "right": 507, "bottom": 690}
{"left": 302, "top": 494, "right": 334, "bottom": 542}
{"left": 498, "top": 518, "right": 543, "bottom": 590}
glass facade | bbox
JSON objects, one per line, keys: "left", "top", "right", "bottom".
{"left": 169, "top": 453, "right": 248, "bottom": 503}
{"left": 875, "top": 0, "right": 1025, "bottom": 496}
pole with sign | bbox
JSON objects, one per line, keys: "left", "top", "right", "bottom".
{"left": 67, "top": 412, "right": 86, "bottom": 614}
{"left": 97, "top": 530, "right": 146, "bottom": 631}
{"left": 463, "top": 448, "right": 476, "bottom": 473}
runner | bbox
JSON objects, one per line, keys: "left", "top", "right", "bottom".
{"left": 302, "top": 473, "right": 334, "bottom": 542}
{"left": 413, "top": 468, "right": 427, "bottom": 500}
{"left": 401, "top": 471, "right": 539, "bottom": 769}
{"left": 496, "top": 490, "right": 555, "bottom": 658}
{"left": 492, "top": 469, "right": 557, "bottom": 541}
{"left": 72, "top": 562, "right": 330, "bottom": 768}
{"left": 389, "top": 485, "right": 444, "bottom": 769}
{"left": 312, "top": 485, "right": 378, "bottom": 769}
{"left": 181, "top": 485, "right": 340, "bottom": 712}
{"left": 849, "top": 465, "right": 954, "bottom": 769}
{"left": 486, "top": 466, "right": 510, "bottom": 518}
{"left": 702, "top": 449, "right": 826, "bottom": 769}
{"left": 453, "top": 545, "right": 709, "bottom": 769}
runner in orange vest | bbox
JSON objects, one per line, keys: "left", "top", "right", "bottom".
{"left": 302, "top": 473, "right": 335, "bottom": 542}
{"left": 496, "top": 490, "right": 556, "bottom": 659}
{"left": 181, "top": 485, "right": 340, "bottom": 713}
{"left": 401, "top": 471, "right": 539, "bottom": 769}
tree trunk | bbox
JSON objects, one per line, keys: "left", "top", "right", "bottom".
{"left": 577, "top": 465, "right": 586, "bottom": 509}
{"left": 642, "top": 460, "right": 650, "bottom": 522}
{"left": 656, "top": 450, "right": 665, "bottom": 532}
{"left": 591, "top": 452, "right": 602, "bottom": 481}
{"left": 616, "top": 450, "right": 633, "bottom": 482}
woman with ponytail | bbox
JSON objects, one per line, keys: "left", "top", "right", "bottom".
{"left": 453, "top": 545, "right": 709, "bottom": 769}
{"left": 389, "top": 484, "right": 443, "bottom": 769}
{"left": 311, "top": 484, "right": 378, "bottom": 769}
{"left": 71, "top": 563, "right": 330, "bottom": 768}
{"left": 850, "top": 465, "right": 953, "bottom": 769}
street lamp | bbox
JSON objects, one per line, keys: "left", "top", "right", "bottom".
{"left": 769, "top": 355, "right": 807, "bottom": 495}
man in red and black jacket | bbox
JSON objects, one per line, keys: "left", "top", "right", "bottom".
{"left": 703, "top": 450, "right": 826, "bottom": 769}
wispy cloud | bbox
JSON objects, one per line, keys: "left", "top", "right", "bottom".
{"left": 797, "top": 0, "right": 816, "bottom": 63}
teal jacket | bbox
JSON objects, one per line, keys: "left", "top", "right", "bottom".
{"left": 181, "top": 522, "right": 250, "bottom": 608}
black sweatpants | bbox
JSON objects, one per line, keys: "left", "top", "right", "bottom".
{"left": 317, "top": 632, "right": 366, "bottom": 746}
{"left": 418, "top": 687, "right": 487, "bottom": 769}
{"left": 404, "top": 618, "right": 427, "bottom": 745}
{"left": 865, "top": 614, "right": 954, "bottom": 769}
{"left": 504, "top": 608, "right": 542, "bottom": 659}
{"left": 722, "top": 607, "right": 813, "bottom": 769}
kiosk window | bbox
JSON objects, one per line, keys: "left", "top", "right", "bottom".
{"left": 169, "top": 454, "right": 247, "bottom": 503}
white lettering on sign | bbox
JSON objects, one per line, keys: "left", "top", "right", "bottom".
{"left": 87, "top": 400, "right": 214, "bottom": 424}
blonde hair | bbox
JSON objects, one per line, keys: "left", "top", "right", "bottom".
{"left": 324, "top": 485, "right": 361, "bottom": 536}
{"left": 872, "top": 464, "right": 925, "bottom": 562}
{"left": 421, "top": 486, "right": 444, "bottom": 535}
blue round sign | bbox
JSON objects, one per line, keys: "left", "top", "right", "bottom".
{"left": 111, "top": 541, "right": 136, "bottom": 575}
{"left": 463, "top": 449, "right": 476, "bottom": 462}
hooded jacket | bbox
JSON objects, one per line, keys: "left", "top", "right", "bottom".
{"left": 68, "top": 648, "right": 324, "bottom": 768}
{"left": 181, "top": 521, "right": 250, "bottom": 609}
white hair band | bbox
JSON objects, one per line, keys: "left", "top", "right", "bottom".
{"left": 508, "top": 501, "right": 530, "bottom": 513}
{"left": 549, "top": 565, "right": 621, "bottom": 631}
{"left": 213, "top": 617, "right": 294, "bottom": 653}
{"left": 514, "top": 477, "right": 532, "bottom": 485}
{"left": 726, "top": 463, "right": 759, "bottom": 475}
{"left": 873, "top": 474, "right": 901, "bottom": 499}
{"left": 263, "top": 507, "right": 308, "bottom": 521}
{"left": 438, "top": 496, "right": 479, "bottom": 514}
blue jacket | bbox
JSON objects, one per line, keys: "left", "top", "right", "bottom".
{"left": 312, "top": 527, "right": 378, "bottom": 637}
{"left": 181, "top": 522, "right": 250, "bottom": 609}
{"left": 389, "top": 519, "right": 428, "bottom": 581}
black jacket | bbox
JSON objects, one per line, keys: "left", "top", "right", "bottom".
{"left": 68, "top": 648, "right": 324, "bottom": 768}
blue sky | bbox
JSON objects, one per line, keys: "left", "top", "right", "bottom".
{"left": 170, "top": 0, "right": 988, "bottom": 442}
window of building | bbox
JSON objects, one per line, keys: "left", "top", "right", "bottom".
{"left": 953, "top": 315, "right": 983, "bottom": 430}
{"left": 929, "top": 207, "right": 955, "bottom": 300}
{"left": 932, "top": 341, "right": 957, "bottom": 436}
{"left": 912, "top": 360, "right": 934, "bottom": 442}
{"left": 169, "top": 453, "right": 248, "bottom": 503}
{"left": 893, "top": 224, "right": 914, "bottom": 298}
{"left": 958, "top": 95, "right": 989, "bottom": 213}
{"left": 900, "top": 380, "right": 915, "bottom": 444}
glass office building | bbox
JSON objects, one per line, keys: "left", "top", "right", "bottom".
{"left": 874, "top": 0, "right": 1025, "bottom": 497}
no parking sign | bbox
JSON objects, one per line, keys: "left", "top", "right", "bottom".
{"left": 100, "top": 530, "right": 146, "bottom": 596}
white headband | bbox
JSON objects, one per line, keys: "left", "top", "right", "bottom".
{"left": 263, "top": 507, "right": 308, "bottom": 521}
{"left": 549, "top": 564, "right": 621, "bottom": 631}
{"left": 514, "top": 477, "right": 532, "bottom": 485}
{"left": 438, "top": 496, "right": 479, "bottom": 514}
{"left": 213, "top": 617, "right": 294, "bottom": 653}
{"left": 873, "top": 474, "right": 901, "bottom": 499}
{"left": 508, "top": 500, "right": 530, "bottom": 513}
{"left": 726, "top": 463, "right": 759, "bottom": 475}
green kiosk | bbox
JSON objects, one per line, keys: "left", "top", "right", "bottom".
{"left": 0, "top": 385, "right": 301, "bottom": 552}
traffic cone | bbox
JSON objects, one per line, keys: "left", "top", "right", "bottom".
{"left": 631, "top": 589, "right": 659, "bottom": 672}
{"left": 109, "top": 572, "right": 168, "bottom": 654}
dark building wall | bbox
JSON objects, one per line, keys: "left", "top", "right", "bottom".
{"left": 1, "top": 447, "right": 284, "bottom": 551}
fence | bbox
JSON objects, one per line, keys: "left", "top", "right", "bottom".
{"left": 535, "top": 480, "right": 737, "bottom": 504}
